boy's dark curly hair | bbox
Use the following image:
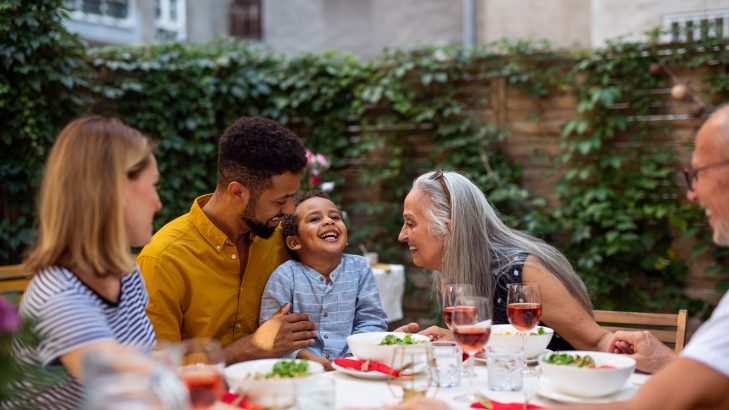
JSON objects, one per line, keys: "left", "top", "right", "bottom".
{"left": 282, "top": 190, "right": 332, "bottom": 259}
{"left": 216, "top": 117, "right": 307, "bottom": 194}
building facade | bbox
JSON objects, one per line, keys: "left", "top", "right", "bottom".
{"left": 62, "top": 1, "right": 729, "bottom": 56}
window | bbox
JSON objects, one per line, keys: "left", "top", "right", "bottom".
{"left": 65, "top": 0, "right": 133, "bottom": 27}
{"left": 155, "top": 0, "right": 186, "bottom": 41}
{"left": 663, "top": 10, "right": 729, "bottom": 43}
{"left": 230, "top": 0, "right": 262, "bottom": 40}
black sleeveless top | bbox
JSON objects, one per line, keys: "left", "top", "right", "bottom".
{"left": 492, "top": 252, "right": 574, "bottom": 352}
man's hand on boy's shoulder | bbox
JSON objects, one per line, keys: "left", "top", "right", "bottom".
{"left": 223, "top": 304, "right": 316, "bottom": 364}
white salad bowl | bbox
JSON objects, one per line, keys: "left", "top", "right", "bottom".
{"left": 538, "top": 351, "right": 636, "bottom": 398}
{"left": 223, "top": 359, "right": 324, "bottom": 407}
{"left": 347, "top": 332, "right": 430, "bottom": 367}
{"left": 487, "top": 324, "right": 553, "bottom": 359}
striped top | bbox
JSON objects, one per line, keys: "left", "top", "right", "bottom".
{"left": 259, "top": 255, "right": 388, "bottom": 360}
{"left": 1, "top": 266, "right": 156, "bottom": 410}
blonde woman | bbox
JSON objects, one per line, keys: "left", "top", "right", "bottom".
{"left": 3, "top": 117, "right": 162, "bottom": 409}
{"left": 397, "top": 171, "right": 613, "bottom": 354}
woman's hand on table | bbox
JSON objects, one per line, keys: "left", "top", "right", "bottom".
{"left": 419, "top": 326, "right": 452, "bottom": 341}
{"left": 393, "top": 322, "right": 421, "bottom": 333}
{"left": 392, "top": 323, "right": 452, "bottom": 341}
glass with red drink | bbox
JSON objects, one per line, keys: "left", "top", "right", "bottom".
{"left": 451, "top": 295, "right": 492, "bottom": 402}
{"left": 442, "top": 284, "right": 477, "bottom": 329}
{"left": 179, "top": 338, "right": 225, "bottom": 409}
{"left": 506, "top": 283, "right": 542, "bottom": 359}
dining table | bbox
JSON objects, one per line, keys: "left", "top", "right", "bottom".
{"left": 327, "top": 362, "right": 650, "bottom": 409}
{"left": 213, "top": 361, "right": 650, "bottom": 410}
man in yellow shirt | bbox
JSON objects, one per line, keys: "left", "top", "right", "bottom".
{"left": 138, "top": 117, "right": 316, "bottom": 364}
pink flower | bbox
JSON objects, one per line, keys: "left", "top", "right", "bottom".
{"left": 314, "top": 154, "right": 329, "bottom": 170}
{"left": 305, "top": 149, "right": 316, "bottom": 166}
{"left": 0, "top": 295, "right": 20, "bottom": 334}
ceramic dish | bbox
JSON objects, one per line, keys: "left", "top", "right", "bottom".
{"left": 538, "top": 379, "right": 638, "bottom": 403}
{"left": 331, "top": 356, "right": 426, "bottom": 380}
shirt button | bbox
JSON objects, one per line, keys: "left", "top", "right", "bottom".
{"left": 235, "top": 323, "right": 241, "bottom": 329}
{"left": 231, "top": 254, "right": 237, "bottom": 260}
{"left": 319, "top": 277, "right": 324, "bottom": 281}
{"left": 325, "top": 355, "right": 330, "bottom": 359}
{"left": 216, "top": 245, "right": 221, "bottom": 252}
{"left": 324, "top": 335, "right": 328, "bottom": 339}
{"left": 323, "top": 312, "right": 328, "bottom": 317}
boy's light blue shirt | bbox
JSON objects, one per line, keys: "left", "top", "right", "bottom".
{"left": 259, "top": 254, "right": 388, "bottom": 359}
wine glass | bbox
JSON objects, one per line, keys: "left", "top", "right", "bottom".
{"left": 179, "top": 338, "right": 225, "bottom": 409}
{"left": 443, "top": 283, "right": 477, "bottom": 377}
{"left": 451, "top": 295, "right": 492, "bottom": 402}
{"left": 442, "top": 283, "right": 478, "bottom": 329}
{"left": 386, "top": 344, "right": 438, "bottom": 402}
{"left": 506, "top": 283, "right": 542, "bottom": 360}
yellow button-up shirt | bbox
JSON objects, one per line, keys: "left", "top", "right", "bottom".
{"left": 138, "top": 194, "right": 290, "bottom": 345}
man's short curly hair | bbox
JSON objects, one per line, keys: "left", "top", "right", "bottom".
{"left": 216, "top": 117, "right": 307, "bottom": 193}
{"left": 282, "top": 190, "right": 332, "bottom": 259}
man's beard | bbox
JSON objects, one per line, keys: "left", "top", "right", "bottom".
{"left": 244, "top": 216, "right": 278, "bottom": 239}
{"left": 241, "top": 197, "right": 279, "bottom": 239}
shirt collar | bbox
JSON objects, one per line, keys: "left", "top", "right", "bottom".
{"left": 301, "top": 257, "right": 345, "bottom": 284}
{"left": 189, "top": 194, "right": 232, "bottom": 251}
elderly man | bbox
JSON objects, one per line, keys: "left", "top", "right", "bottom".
{"left": 556, "top": 105, "right": 729, "bottom": 409}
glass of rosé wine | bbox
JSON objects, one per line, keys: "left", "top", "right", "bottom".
{"left": 443, "top": 283, "right": 477, "bottom": 377}
{"left": 179, "top": 338, "right": 225, "bottom": 409}
{"left": 506, "top": 283, "right": 542, "bottom": 360}
{"left": 442, "top": 283, "right": 477, "bottom": 330}
{"left": 451, "top": 295, "right": 492, "bottom": 402}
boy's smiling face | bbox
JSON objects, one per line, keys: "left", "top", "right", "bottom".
{"left": 286, "top": 196, "right": 348, "bottom": 261}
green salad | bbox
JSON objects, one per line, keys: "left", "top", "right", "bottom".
{"left": 543, "top": 353, "right": 596, "bottom": 368}
{"left": 531, "top": 327, "right": 547, "bottom": 336}
{"left": 264, "top": 359, "right": 310, "bottom": 379}
{"left": 379, "top": 333, "right": 424, "bottom": 345}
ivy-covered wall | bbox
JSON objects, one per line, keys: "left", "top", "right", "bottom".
{"left": 2, "top": 2, "right": 728, "bottom": 316}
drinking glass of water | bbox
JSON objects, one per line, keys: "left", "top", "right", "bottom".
{"left": 486, "top": 345, "right": 525, "bottom": 391}
{"left": 430, "top": 341, "right": 461, "bottom": 388}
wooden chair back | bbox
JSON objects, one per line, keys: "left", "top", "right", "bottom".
{"left": 0, "top": 264, "right": 31, "bottom": 295}
{"left": 594, "top": 309, "right": 688, "bottom": 352}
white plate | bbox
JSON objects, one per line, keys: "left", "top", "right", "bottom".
{"left": 332, "top": 357, "right": 426, "bottom": 380}
{"left": 537, "top": 379, "right": 638, "bottom": 404}
{"left": 474, "top": 349, "right": 552, "bottom": 365}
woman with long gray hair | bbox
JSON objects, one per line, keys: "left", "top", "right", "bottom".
{"left": 396, "top": 170, "right": 612, "bottom": 352}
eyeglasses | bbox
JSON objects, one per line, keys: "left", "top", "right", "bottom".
{"left": 683, "top": 159, "right": 729, "bottom": 191}
{"left": 429, "top": 170, "right": 451, "bottom": 206}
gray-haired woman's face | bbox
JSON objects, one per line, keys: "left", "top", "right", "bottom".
{"left": 398, "top": 190, "right": 446, "bottom": 271}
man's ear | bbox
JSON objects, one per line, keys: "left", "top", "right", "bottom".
{"left": 228, "top": 181, "right": 250, "bottom": 206}
{"left": 286, "top": 235, "right": 302, "bottom": 251}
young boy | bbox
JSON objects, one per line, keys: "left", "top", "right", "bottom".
{"left": 259, "top": 190, "right": 388, "bottom": 370}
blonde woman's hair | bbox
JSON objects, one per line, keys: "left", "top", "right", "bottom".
{"left": 411, "top": 171, "right": 593, "bottom": 314}
{"left": 23, "top": 116, "right": 153, "bottom": 277}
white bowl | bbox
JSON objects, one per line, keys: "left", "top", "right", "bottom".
{"left": 487, "top": 324, "right": 553, "bottom": 359}
{"left": 223, "top": 359, "right": 324, "bottom": 407}
{"left": 538, "top": 351, "right": 636, "bottom": 398}
{"left": 347, "top": 332, "right": 430, "bottom": 367}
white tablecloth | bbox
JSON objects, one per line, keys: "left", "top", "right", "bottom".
{"left": 329, "top": 364, "right": 650, "bottom": 409}
{"left": 372, "top": 264, "right": 405, "bottom": 323}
